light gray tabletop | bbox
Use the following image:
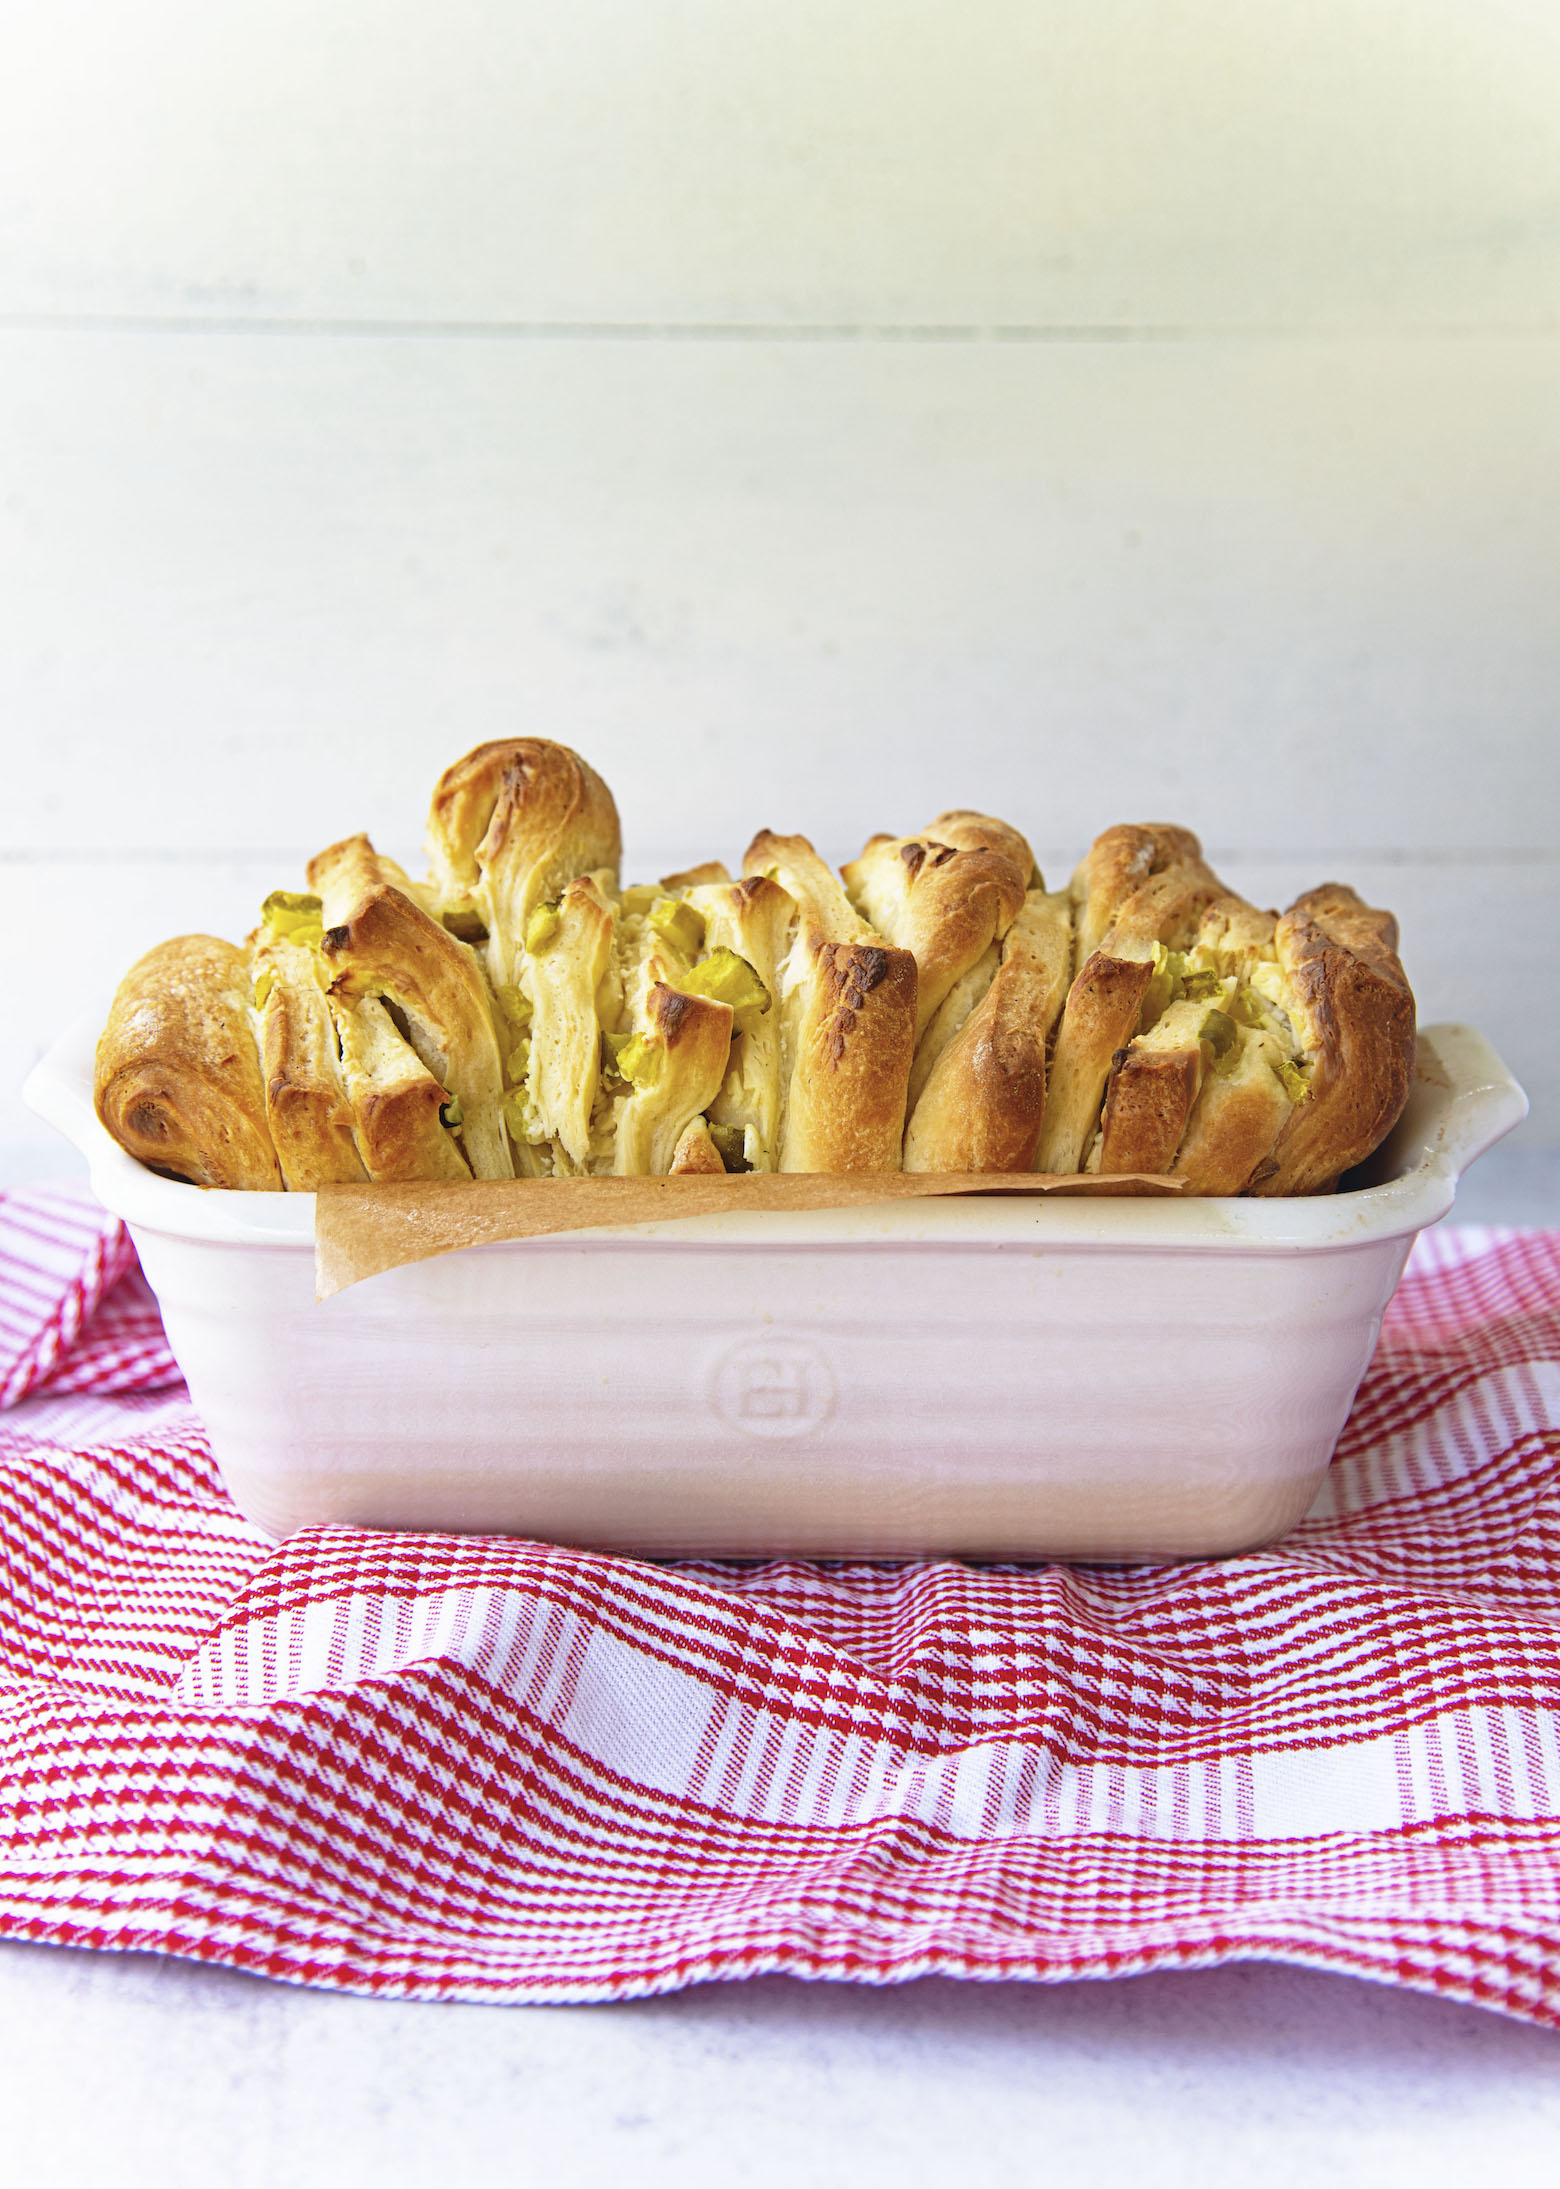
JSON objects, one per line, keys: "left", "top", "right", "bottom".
{"left": 4, "top": 1937, "right": 1558, "bottom": 2188}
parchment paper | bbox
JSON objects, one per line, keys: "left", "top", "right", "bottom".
{"left": 315, "top": 1170, "right": 1184, "bottom": 1297}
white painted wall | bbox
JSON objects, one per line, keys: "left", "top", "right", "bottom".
{"left": 3, "top": 2, "right": 1557, "bottom": 1179}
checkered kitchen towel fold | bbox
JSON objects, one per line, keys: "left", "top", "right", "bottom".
{"left": 2, "top": 1182, "right": 1559, "bottom": 2020}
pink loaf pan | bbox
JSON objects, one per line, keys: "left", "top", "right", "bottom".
{"left": 27, "top": 1016, "right": 1526, "bottom": 1563}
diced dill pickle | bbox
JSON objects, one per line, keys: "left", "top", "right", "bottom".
{"left": 677, "top": 948, "right": 770, "bottom": 1014}
{"left": 649, "top": 897, "right": 706, "bottom": 956}
{"left": 1182, "top": 968, "right": 1222, "bottom": 1002}
{"left": 441, "top": 905, "right": 487, "bottom": 943}
{"left": 252, "top": 972, "right": 274, "bottom": 1009}
{"left": 525, "top": 902, "right": 562, "bottom": 953}
{"left": 263, "top": 889, "right": 321, "bottom": 920}
{"left": 439, "top": 1097, "right": 465, "bottom": 1129}
{"left": 261, "top": 890, "right": 324, "bottom": 948}
{"left": 1231, "top": 984, "right": 1266, "bottom": 1029}
{"left": 708, "top": 1122, "right": 751, "bottom": 1172}
{"left": 1139, "top": 945, "right": 1185, "bottom": 1030}
{"left": 614, "top": 1033, "right": 664, "bottom": 1092}
{"left": 507, "top": 1037, "right": 532, "bottom": 1083}
{"left": 1199, "top": 1008, "right": 1237, "bottom": 1058}
{"left": 495, "top": 982, "right": 532, "bottom": 1030}
{"left": 1273, "top": 1057, "right": 1309, "bottom": 1103}
{"left": 500, "top": 1088, "right": 528, "bottom": 1141}
{"left": 620, "top": 884, "right": 660, "bottom": 915}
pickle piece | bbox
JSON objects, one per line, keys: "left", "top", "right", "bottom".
{"left": 495, "top": 983, "right": 532, "bottom": 1031}
{"left": 1138, "top": 941, "right": 1189, "bottom": 1031}
{"left": 620, "top": 884, "right": 660, "bottom": 916}
{"left": 525, "top": 901, "right": 562, "bottom": 953}
{"left": 506, "top": 1037, "right": 532, "bottom": 1083}
{"left": 261, "top": 890, "right": 325, "bottom": 948}
{"left": 439, "top": 1096, "right": 465, "bottom": 1129}
{"left": 649, "top": 897, "right": 706, "bottom": 957}
{"left": 500, "top": 1087, "right": 529, "bottom": 1142}
{"left": 708, "top": 1122, "right": 751, "bottom": 1172}
{"left": 1199, "top": 1007, "right": 1237, "bottom": 1058}
{"left": 252, "top": 972, "right": 274, "bottom": 1010}
{"left": 614, "top": 1032, "right": 664, "bottom": 1092}
{"left": 1273, "top": 1056, "right": 1309, "bottom": 1103}
{"left": 677, "top": 948, "right": 770, "bottom": 1015}
{"left": 1230, "top": 983, "right": 1266, "bottom": 1029}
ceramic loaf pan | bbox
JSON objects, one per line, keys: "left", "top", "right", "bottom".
{"left": 27, "top": 1018, "right": 1526, "bottom": 1562}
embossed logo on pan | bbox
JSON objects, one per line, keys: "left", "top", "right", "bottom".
{"left": 710, "top": 1337, "right": 836, "bottom": 1439}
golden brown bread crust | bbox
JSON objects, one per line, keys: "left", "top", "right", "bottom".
{"left": 1098, "top": 1039, "right": 1203, "bottom": 1175}
{"left": 921, "top": 810, "right": 1037, "bottom": 885}
{"left": 901, "top": 887, "right": 1070, "bottom": 1173}
{"left": 841, "top": 826, "right": 1028, "bottom": 1037}
{"left": 741, "top": 831, "right": 919, "bottom": 1172}
{"left": 332, "top": 996, "right": 471, "bottom": 1183}
{"left": 743, "top": 829, "right": 869, "bottom": 945}
{"left": 1035, "top": 952, "right": 1155, "bottom": 1175}
{"left": 424, "top": 740, "right": 622, "bottom": 972}
{"left": 669, "top": 1116, "right": 727, "bottom": 1174}
{"left": 780, "top": 935, "right": 918, "bottom": 1172}
{"left": 1247, "top": 885, "right": 1416, "bottom": 1197}
{"left": 1036, "top": 825, "right": 1229, "bottom": 1176}
{"left": 95, "top": 936, "right": 282, "bottom": 1191}
{"left": 660, "top": 860, "right": 732, "bottom": 891}
{"left": 1091, "top": 892, "right": 1287, "bottom": 1190}
{"left": 906, "top": 945, "right": 996, "bottom": 1116}
{"left": 902, "top": 945, "right": 1051, "bottom": 1172}
{"left": 249, "top": 931, "right": 367, "bottom": 1189}
{"left": 1171, "top": 1035, "right": 1293, "bottom": 1194}
{"left": 1195, "top": 894, "right": 1278, "bottom": 971}
{"left": 1102, "top": 866, "right": 1225, "bottom": 956}
{"left": 92, "top": 748, "right": 1416, "bottom": 1198}
{"left": 321, "top": 879, "right": 512, "bottom": 1180}
{"left": 307, "top": 835, "right": 435, "bottom": 922}
{"left": 613, "top": 983, "right": 735, "bottom": 1175}
{"left": 1073, "top": 824, "right": 1208, "bottom": 963}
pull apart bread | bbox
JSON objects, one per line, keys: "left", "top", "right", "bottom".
{"left": 95, "top": 740, "right": 1415, "bottom": 1195}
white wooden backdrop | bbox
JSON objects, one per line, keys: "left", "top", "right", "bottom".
{"left": 3, "top": 1, "right": 1557, "bottom": 1180}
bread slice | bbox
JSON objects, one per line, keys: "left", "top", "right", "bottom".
{"left": 903, "top": 888, "right": 1071, "bottom": 1173}
{"left": 686, "top": 874, "right": 794, "bottom": 1172}
{"left": 1073, "top": 823, "right": 1209, "bottom": 964}
{"left": 742, "top": 830, "right": 918, "bottom": 1172}
{"left": 424, "top": 739, "right": 621, "bottom": 981}
{"left": 319, "top": 866, "right": 513, "bottom": 1181}
{"left": 95, "top": 935, "right": 283, "bottom": 1191}
{"left": 1246, "top": 885, "right": 1416, "bottom": 1196}
{"left": 249, "top": 926, "right": 367, "bottom": 1189}
{"left": 842, "top": 823, "right": 1028, "bottom": 1037}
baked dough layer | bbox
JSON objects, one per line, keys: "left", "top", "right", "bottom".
{"left": 96, "top": 935, "right": 283, "bottom": 1191}
{"left": 93, "top": 750, "right": 1417, "bottom": 1197}
{"left": 1247, "top": 885, "right": 1417, "bottom": 1197}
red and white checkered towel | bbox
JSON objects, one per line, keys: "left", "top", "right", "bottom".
{"left": 2, "top": 1183, "right": 1559, "bottom": 2021}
